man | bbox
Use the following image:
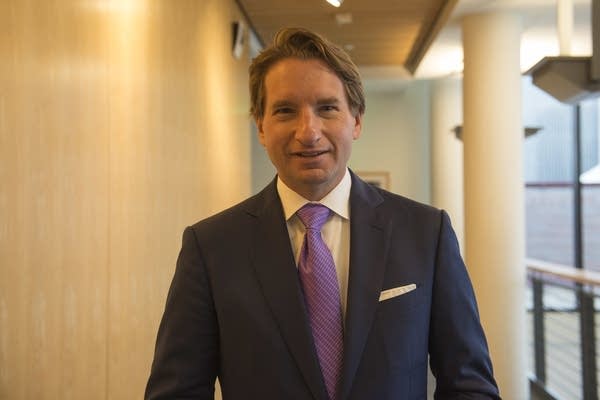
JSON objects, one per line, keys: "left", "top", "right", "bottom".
{"left": 145, "top": 27, "right": 500, "bottom": 400}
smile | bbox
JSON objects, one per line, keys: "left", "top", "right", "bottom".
{"left": 293, "top": 150, "right": 328, "bottom": 157}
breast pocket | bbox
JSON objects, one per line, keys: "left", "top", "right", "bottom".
{"left": 375, "top": 284, "right": 430, "bottom": 370}
{"left": 378, "top": 283, "right": 422, "bottom": 313}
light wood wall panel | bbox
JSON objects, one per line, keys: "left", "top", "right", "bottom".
{"left": 0, "top": 1, "right": 252, "bottom": 399}
{"left": 106, "top": 0, "right": 251, "bottom": 398}
{"left": 0, "top": 1, "right": 111, "bottom": 399}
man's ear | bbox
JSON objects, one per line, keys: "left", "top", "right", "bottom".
{"left": 352, "top": 113, "right": 363, "bottom": 140}
{"left": 256, "top": 118, "right": 266, "bottom": 146}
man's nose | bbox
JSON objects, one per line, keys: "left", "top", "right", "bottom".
{"left": 296, "top": 108, "right": 321, "bottom": 145}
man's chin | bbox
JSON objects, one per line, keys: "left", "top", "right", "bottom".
{"left": 299, "top": 169, "right": 345, "bottom": 191}
{"left": 297, "top": 169, "right": 331, "bottom": 184}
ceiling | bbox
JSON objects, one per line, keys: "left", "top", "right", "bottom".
{"left": 237, "top": 0, "right": 593, "bottom": 84}
{"left": 237, "top": 0, "right": 458, "bottom": 74}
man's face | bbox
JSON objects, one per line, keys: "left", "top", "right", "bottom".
{"left": 256, "top": 58, "right": 362, "bottom": 201}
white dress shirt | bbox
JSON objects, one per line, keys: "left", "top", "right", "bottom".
{"left": 276, "top": 169, "right": 352, "bottom": 319}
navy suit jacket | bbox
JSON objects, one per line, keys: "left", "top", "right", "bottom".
{"left": 145, "top": 172, "right": 500, "bottom": 399}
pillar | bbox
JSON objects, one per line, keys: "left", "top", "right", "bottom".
{"left": 462, "top": 12, "right": 527, "bottom": 399}
{"left": 431, "top": 77, "right": 464, "bottom": 250}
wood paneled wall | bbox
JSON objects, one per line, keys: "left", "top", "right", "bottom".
{"left": 0, "top": 1, "right": 252, "bottom": 399}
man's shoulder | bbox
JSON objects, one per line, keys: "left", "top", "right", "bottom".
{"left": 188, "top": 182, "right": 278, "bottom": 234}
{"left": 190, "top": 194, "right": 257, "bottom": 229}
{"left": 380, "top": 191, "right": 444, "bottom": 235}
{"left": 350, "top": 170, "right": 440, "bottom": 218}
{"left": 380, "top": 188, "right": 439, "bottom": 216}
{"left": 354, "top": 177, "right": 441, "bottom": 219}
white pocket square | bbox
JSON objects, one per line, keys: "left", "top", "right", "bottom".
{"left": 379, "top": 284, "right": 417, "bottom": 302}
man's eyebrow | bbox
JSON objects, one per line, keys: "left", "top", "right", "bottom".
{"left": 316, "top": 97, "right": 341, "bottom": 105}
{"left": 269, "top": 97, "right": 341, "bottom": 109}
{"left": 270, "top": 99, "right": 295, "bottom": 109}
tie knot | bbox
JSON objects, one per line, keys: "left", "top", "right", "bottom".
{"left": 296, "top": 203, "right": 331, "bottom": 231}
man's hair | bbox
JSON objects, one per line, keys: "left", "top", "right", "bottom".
{"left": 249, "top": 27, "right": 366, "bottom": 120}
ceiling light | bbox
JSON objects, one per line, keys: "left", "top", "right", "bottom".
{"left": 335, "top": 13, "right": 352, "bottom": 25}
{"left": 326, "top": 0, "right": 343, "bottom": 7}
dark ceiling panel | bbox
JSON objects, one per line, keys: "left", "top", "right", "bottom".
{"left": 237, "top": 0, "right": 456, "bottom": 71}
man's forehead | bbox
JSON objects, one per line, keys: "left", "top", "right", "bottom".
{"left": 265, "top": 58, "right": 339, "bottom": 82}
{"left": 271, "top": 56, "right": 331, "bottom": 70}
{"left": 263, "top": 59, "right": 346, "bottom": 100}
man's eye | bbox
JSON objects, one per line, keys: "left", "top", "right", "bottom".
{"left": 320, "top": 105, "right": 338, "bottom": 113}
{"left": 274, "top": 107, "right": 294, "bottom": 115}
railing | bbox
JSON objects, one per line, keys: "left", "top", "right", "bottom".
{"left": 527, "top": 258, "right": 600, "bottom": 400}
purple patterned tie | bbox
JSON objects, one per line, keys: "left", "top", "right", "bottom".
{"left": 297, "top": 203, "right": 343, "bottom": 400}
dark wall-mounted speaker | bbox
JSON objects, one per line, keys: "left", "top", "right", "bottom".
{"left": 232, "top": 21, "right": 245, "bottom": 60}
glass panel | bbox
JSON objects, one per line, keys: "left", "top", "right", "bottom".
{"left": 526, "top": 185, "right": 574, "bottom": 265}
{"left": 580, "top": 98, "right": 598, "bottom": 177}
{"left": 583, "top": 185, "right": 600, "bottom": 272}
{"left": 523, "top": 76, "right": 575, "bottom": 184}
{"left": 523, "top": 76, "right": 576, "bottom": 266}
{"left": 580, "top": 97, "right": 599, "bottom": 272}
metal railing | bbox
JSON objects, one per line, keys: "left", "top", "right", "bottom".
{"left": 528, "top": 258, "right": 600, "bottom": 400}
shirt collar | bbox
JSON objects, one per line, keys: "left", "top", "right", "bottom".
{"left": 277, "top": 169, "right": 351, "bottom": 221}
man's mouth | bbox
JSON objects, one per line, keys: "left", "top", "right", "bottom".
{"left": 293, "top": 150, "right": 328, "bottom": 157}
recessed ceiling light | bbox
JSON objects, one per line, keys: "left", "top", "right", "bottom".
{"left": 326, "top": 0, "right": 343, "bottom": 7}
{"left": 335, "top": 13, "right": 353, "bottom": 25}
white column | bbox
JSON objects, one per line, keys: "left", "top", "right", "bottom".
{"left": 557, "top": 0, "right": 574, "bottom": 55}
{"left": 431, "top": 77, "right": 464, "bottom": 250}
{"left": 462, "top": 12, "right": 527, "bottom": 399}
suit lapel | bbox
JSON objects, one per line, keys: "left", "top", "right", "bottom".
{"left": 249, "top": 181, "right": 329, "bottom": 400}
{"left": 341, "top": 174, "right": 392, "bottom": 399}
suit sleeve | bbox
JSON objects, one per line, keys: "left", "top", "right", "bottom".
{"left": 145, "top": 226, "right": 219, "bottom": 400}
{"left": 428, "top": 211, "right": 501, "bottom": 399}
